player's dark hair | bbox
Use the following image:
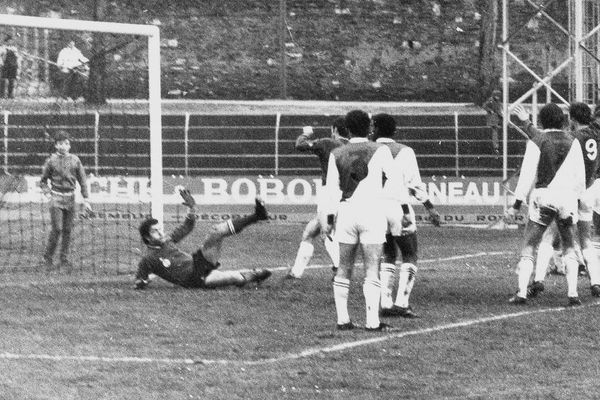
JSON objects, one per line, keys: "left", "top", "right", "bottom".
{"left": 53, "top": 130, "right": 70, "bottom": 143}
{"left": 539, "top": 103, "right": 565, "bottom": 130}
{"left": 594, "top": 104, "right": 600, "bottom": 119}
{"left": 344, "top": 110, "right": 371, "bottom": 137}
{"left": 570, "top": 102, "right": 592, "bottom": 125}
{"left": 332, "top": 117, "right": 349, "bottom": 138}
{"left": 139, "top": 217, "right": 159, "bottom": 244}
{"left": 372, "top": 113, "right": 396, "bottom": 138}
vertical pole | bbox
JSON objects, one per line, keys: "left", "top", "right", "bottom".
{"left": 454, "top": 112, "right": 459, "bottom": 177}
{"left": 574, "top": 0, "right": 584, "bottom": 102}
{"left": 502, "top": 0, "right": 509, "bottom": 212}
{"left": 43, "top": 29, "right": 49, "bottom": 83}
{"left": 3, "top": 111, "right": 8, "bottom": 174}
{"left": 94, "top": 111, "right": 99, "bottom": 175}
{"left": 279, "top": 0, "right": 287, "bottom": 99}
{"left": 184, "top": 112, "right": 190, "bottom": 177}
{"left": 532, "top": 89, "right": 538, "bottom": 127}
{"left": 275, "top": 112, "right": 281, "bottom": 175}
{"left": 148, "top": 29, "right": 163, "bottom": 223}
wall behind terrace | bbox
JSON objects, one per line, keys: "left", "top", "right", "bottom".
{"left": 0, "top": 0, "right": 570, "bottom": 102}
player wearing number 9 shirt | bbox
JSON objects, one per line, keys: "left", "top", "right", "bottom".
{"left": 567, "top": 103, "right": 600, "bottom": 296}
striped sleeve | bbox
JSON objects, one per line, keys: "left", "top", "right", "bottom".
{"left": 513, "top": 140, "right": 540, "bottom": 202}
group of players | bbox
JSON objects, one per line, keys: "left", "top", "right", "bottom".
{"left": 133, "top": 109, "right": 441, "bottom": 333}
{"left": 132, "top": 102, "right": 600, "bottom": 333}
{"left": 506, "top": 102, "right": 600, "bottom": 306}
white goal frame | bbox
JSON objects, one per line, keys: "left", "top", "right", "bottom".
{"left": 0, "top": 14, "right": 164, "bottom": 222}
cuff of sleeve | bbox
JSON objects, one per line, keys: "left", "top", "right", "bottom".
{"left": 422, "top": 200, "right": 434, "bottom": 210}
{"left": 327, "top": 214, "right": 335, "bottom": 225}
{"left": 512, "top": 200, "right": 522, "bottom": 210}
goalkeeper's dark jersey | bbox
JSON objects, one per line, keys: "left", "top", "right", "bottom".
{"left": 135, "top": 214, "right": 200, "bottom": 287}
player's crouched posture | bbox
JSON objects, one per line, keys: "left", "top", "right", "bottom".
{"left": 135, "top": 188, "right": 271, "bottom": 290}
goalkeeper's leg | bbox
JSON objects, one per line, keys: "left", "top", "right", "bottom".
{"left": 200, "top": 197, "right": 268, "bottom": 266}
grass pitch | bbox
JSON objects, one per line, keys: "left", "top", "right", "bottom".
{"left": 1, "top": 224, "right": 599, "bottom": 399}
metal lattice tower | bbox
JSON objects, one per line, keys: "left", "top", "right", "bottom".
{"left": 500, "top": 0, "right": 600, "bottom": 211}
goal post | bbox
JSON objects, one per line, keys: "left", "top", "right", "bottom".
{"left": 0, "top": 13, "right": 164, "bottom": 222}
{"left": 0, "top": 14, "right": 166, "bottom": 273}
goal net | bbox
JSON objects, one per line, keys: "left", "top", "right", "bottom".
{"left": 0, "top": 15, "right": 166, "bottom": 275}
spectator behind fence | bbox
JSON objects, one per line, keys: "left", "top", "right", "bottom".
{"left": 0, "top": 34, "right": 21, "bottom": 98}
{"left": 56, "top": 39, "right": 89, "bottom": 100}
{"left": 482, "top": 89, "right": 503, "bottom": 154}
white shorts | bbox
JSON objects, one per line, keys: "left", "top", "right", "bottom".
{"left": 528, "top": 188, "right": 578, "bottom": 226}
{"left": 383, "top": 199, "right": 416, "bottom": 236}
{"left": 579, "top": 181, "right": 600, "bottom": 222}
{"left": 334, "top": 201, "right": 386, "bottom": 245}
{"left": 316, "top": 189, "right": 331, "bottom": 228}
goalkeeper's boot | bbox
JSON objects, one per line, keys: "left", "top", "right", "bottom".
{"left": 240, "top": 268, "right": 271, "bottom": 285}
{"left": 255, "top": 197, "right": 268, "bottom": 220}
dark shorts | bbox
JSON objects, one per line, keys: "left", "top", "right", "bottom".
{"left": 185, "top": 250, "right": 220, "bottom": 288}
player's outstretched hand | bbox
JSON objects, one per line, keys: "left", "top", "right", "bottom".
{"left": 179, "top": 187, "right": 196, "bottom": 209}
{"left": 428, "top": 208, "right": 441, "bottom": 227}
{"left": 512, "top": 105, "right": 529, "bottom": 122}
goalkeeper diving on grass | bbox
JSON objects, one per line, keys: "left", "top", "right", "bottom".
{"left": 135, "top": 188, "right": 272, "bottom": 290}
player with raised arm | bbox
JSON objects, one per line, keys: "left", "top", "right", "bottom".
{"left": 371, "top": 113, "right": 441, "bottom": 318}
{"left": 135, "top": 189, "right": 271, "bottom": 290}
{"left": 513, "top": 103, "right": 600, "bottom": 298}
{"left": 324, "top": 110, "right": 396, "bottom": 332}
{"left": 506, "top": 103, "right": 585, "bottom": 306}
{"left": 287, "top": 118, "right": 349, "bottom": 279}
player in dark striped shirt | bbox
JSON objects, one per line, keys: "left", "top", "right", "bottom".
{"left": 506, "top": 103, "right": 585, "bottom": 305}
{"left": 287, "top": 118, "right": 349, "bottom": 279}
{"left": 135, "top": 188, "right": 271, "bottom": 290}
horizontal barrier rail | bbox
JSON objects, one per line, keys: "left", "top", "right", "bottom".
{"left": 0, "top": 110, "right": 527, "bottom": 178}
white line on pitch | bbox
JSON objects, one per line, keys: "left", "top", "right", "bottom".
{"left": 0, "top": 302, "right": 597, "bottom": 366}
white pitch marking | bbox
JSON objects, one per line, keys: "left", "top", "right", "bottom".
{"left": 0, "top": 302, "right": 597, "bottom": 366}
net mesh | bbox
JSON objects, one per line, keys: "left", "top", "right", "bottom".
{"left": 0, "top": 24, "right": 167, "bottom": 275}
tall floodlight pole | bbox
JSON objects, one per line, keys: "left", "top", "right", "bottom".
{"left": 574, "top": 0, "right": 584, "bottom": 102}
{"left": 501, "top": 0, "right": 509, "bottom": 213}
{"left": 279, "top": 0, "right": 287, "bottom": 99}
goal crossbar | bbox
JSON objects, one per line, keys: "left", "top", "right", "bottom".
{"left": 0, "top": 13, "right": 165, "bottom": 223}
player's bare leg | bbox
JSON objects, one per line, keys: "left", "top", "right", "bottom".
{"left": 204, "top": 269, "right": 271, "bottom": 288}
{"left": 200, "top": 197, "right": 268, "bottom": 265}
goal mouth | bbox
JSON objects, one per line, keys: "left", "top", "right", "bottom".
{"left": 0, "top": 14, "right": 164, "bottom": 274}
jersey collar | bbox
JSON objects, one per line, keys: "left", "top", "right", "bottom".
{"left": 375, "top": 138, "right": 394, "bottom": 143}
{"left": 349, "top": 137, "right": 368, "bottom": 143}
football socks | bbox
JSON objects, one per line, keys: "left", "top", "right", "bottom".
{"left": 517, "top": 256, "right": 534, "bottom": 299}
{"left": 363, "top": 278, "right": 382, "bottom": 330}
{"left": 379, "top": 262, "right": 396, "bottom": 309}
{"left": 289, "top": 241, "right": 314, "bottom": 278}
{"left": 333, "top": 277, "right": 351, "bottom": 325}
